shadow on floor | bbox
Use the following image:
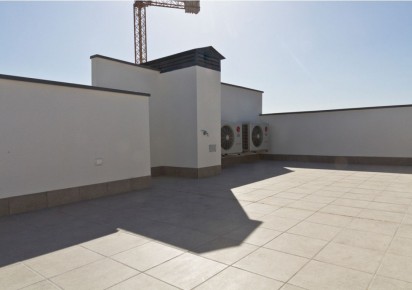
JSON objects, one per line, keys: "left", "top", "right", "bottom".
{"left": 0, "top": 161, "right": 294, "bottom": 267}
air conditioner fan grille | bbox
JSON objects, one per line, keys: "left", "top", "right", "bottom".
{"left": 252, "top": 125, "right": 263, "bottom": 147}
{"left": 221, "top": 125, "right": 235, "bottom": 150}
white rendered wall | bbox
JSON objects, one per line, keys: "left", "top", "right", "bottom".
{"left": 221, "top": 83, "right": 262, "bottom": 123}
{"left": 91, "top": 57, "right": 222, "bottom": 169}
{"left": 91, "top": 58, "right": 198, "bottom": 168}
{"left": 91, "top": 57, "right": 159, "bottom": 94}
{"left": 91, "top": 57, "right": 163, "bottom": 167}
{"left": 197, "top": 67, "right": 221, "bottom": 168}
{"left": 156, "top": 67, "right": 198, "bottom": 168}
{"left": 0, "top": 79, "right": 150, "bottom": 198}
{"left": 260, "top": 107, "right": 412, "bottom": 158}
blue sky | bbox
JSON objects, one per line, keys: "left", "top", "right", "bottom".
{"left": 0, "top": 1, "right": 411, "bottom": 113}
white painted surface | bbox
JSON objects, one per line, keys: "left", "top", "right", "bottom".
{"left": 91, "top": 57, "right": 163, "bottom": 167}
{"left": 196, "top": 67, "right": 221, "bottom": 167}
{"left": 221, "top": 83, "right": 262, "bottom": 123}
{"left": 91, "top": 57, "right": 222, "bottom": 169}
{"left": 0, "top": 79, "right": 150, "bottom": 198}
{"left": 156, "top": 67, "right": 198, "bottom": 168}
{"left": 260, "top": 107, "right": 412, "bottom": 157}
{"left": 91, "top": 57, "right": 159, "bottom": 94}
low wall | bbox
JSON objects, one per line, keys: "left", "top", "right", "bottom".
{"left": 0, "top": 75, "right": 151, "bottom": 215}
{"left": 260, "top": 105, "right": 412, "bottom": 164}
{"left": 221, "top": 83, "right": 263, "bottom": 123}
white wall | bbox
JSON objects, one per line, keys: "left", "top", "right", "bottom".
{"left": 0, "top": 78, "right": 151, "bottom": 198}
{"left": 91, "top": 57, "right": 159, "bottom": 94}
{"left": 91, "top": 57, "right": 222, "bottom": 170}
{"left": 91, "top": 57, "right": 163, "bottom": 167}
{"left": 156, "top": 67, "right": 198, "bottom": 168}
{"left": 221, "top": 83, "right": 262, "bottom": 123}
{"left": 197, "top": 67, "right": 221, "bottom": 168}
{"left": 260, "top": 107, "right": 412, "bottom": 158}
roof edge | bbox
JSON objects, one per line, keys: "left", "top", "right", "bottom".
{"left": 261, "top": 104, "right": 412, "bottom": 116}
{"left": 221, "top": 82, "right": 264, "bottom": 93}
{"left": 90, "top": 55, "right": 161, "bottom": 72}
{"left": 144, "top": 46, "right": 225, "bottom": 73}
{"left": 0, "top": 74, "right": 150, "bottom": 97}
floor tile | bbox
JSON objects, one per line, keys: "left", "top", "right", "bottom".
{"left": 397, "top": 224, "right": 412, "bottom": 239}
{"left": 20, "top": 280, "right": 60, "bottom": 290}
{"left": 50, "top": 258, "right": 138, "bottom": 290}
{"left": 348, "top": 218, "right": 398, "bottom": 236}
{"left": 367, "top": 202, "right": 408, "bottom": 213}
{"left": 108, "top": 273, "right": 179, "bottom": 290}
{"left": 303, "top": 195, "right": 336, "bottom": 204}
{"left": 235, "top": 189, "right": 275, "bottom": 202}
{"left": 332, "top": 198, "right": 370, "bottom": 208}
{"left": 313, "top": 190, "right": 344, "bottom": 198}
{"left": 314, "top": 242, "right": 383, "bottom": 273}
{"left": 358, "top": 209, "right": 404, "bottom": 223}
{"left": 369, "top": 275, "right": 412, "bottom": 290}
{"left": 243, "top": 203, "right": 280, "bottom": 215}
{"left": 25, "top": 245, "right": 103, "bottom": 278}
{"left": 260, "top": 196, "right": 294, "bottom": 207}
{"left": 265, "top": 233, "right": 327, "bottom": 258}
{"left": 195, "top": 237, "right": 258, "bottom": 265}
{"left": 342, "top": 192, "right": 376, "bottom": 201}
{"left": 287, "top": 221, "right": 341, "bottom": 241}
{"left": 194, "top": 266, "right": 283, "bottom": 290}
{"left": 333, "top": 228, "right": 392, "bottom": 252}
{"left": 289, "top": 260, "right": 372, "bottom": 290}
{"left": 233, "top": 248, "right": 308, "bottom": 282}
{"left": 403, "top": 214, "right": 412, "bottom": 225}
{"left": 287, "top": 200, "right": 327, "bottom": 211}
{"left": 231, "top": 186, "right": 257, "bottom": 195}
{"left": 280, "top": 284, "right": 307, "bottom": 290}
{"left": 0, "top": 263, "right": 44, "bottom": 290}
{"left": 378, "top": 254, "right": 412, "bottom": 283}
{"left": 387, "top": 237, "right": 412, "bottom": 258}
{"left": 348, "top": 188, "right": 381, "bottom": 195}
{"left": 112, "top": 241, "right": 183, "bottom": 271}
{"left": 260, "top": 215, "right": 301, "bottom": 232}
{"left": 81, "top": 231, "right": 150, "bottom": 256}
{"left": 306, "top": 212, "right": 352, "bottom": 227}
{"left": 320, "top": 204, "right": 362, "bottom": 217}
{"left": 223, "top": 226, "right": 282, "bottom": 246}
{"left": 146, "top": 253, "right": 226, "bottom": 289}
{"left": 270, "top": 207, "right": 314, "bottom": 220}
{"left": 374, "top": 196, "right": 412, "bottom": 205}
{"left": 276, "top": 192, "right": 308, "bottom": 200}
{"left": 154, "top": 225, "right": 219, "bottom": 250}
{"left": 324, "top": 186, "right": 351, "bottom": 193}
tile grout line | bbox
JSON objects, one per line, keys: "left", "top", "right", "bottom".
{"left": 20, "top": 262, "right": 64, "bottom": 290}
{"left": 364, "top": 197, "right": 412, "bottom": 289}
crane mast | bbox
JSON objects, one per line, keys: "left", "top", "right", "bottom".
{"left": 133, "top": 0, "right": 200, "bottom": 64}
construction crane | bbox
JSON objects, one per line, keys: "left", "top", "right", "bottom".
{"left": 133, "top": 0, "right": 200, "bottom": 64}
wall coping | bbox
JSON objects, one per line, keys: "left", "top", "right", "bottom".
{"left": 90, "top": 54, "right": 161, "bottom": 72}
{"left": 221, "top": 82, "right": 264, "bottom": 93}
{"left": 261, "top": 104, "right": 412, "bottom": 116}
{"left": 0, "top": 74, "right": 150, "bottom": 97}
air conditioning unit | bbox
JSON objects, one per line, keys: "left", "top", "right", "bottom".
{"left": 242, "top": 123, "right": 269, "bottom": 152}
{"left": 221, "top": 123, "right": 243, "bottom": 154}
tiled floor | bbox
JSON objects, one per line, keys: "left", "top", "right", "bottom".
{"left": 1, "top": 161, "right": 412, "bottom": 289}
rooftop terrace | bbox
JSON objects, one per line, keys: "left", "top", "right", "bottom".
{"left": 1, "top": 160, "right": 412, "bottom": 290}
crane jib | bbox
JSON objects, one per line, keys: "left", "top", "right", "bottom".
{"left": 133, "top": 0, "right": 200, "bottom": 64}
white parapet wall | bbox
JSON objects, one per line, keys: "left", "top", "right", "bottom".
{"left": 0, "top": 75, "right": 151, "bottom": 201}
{"left": 91, "top": 47, "right": 224, "bottom": 177}
{"left": 260, "top": 106, "right": 412, "bottom": 159}
{"left": 221, "top": 83, "right": 263, "bottom": 123}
